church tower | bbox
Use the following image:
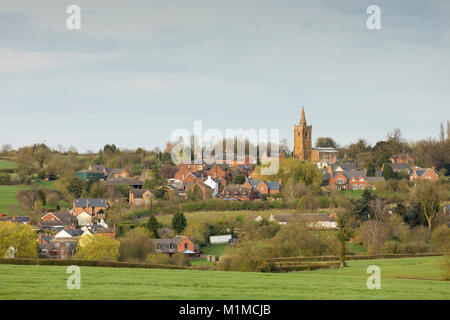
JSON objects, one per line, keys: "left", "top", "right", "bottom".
{"left": 293, "top": 107, "right": 312, "bottom": 161}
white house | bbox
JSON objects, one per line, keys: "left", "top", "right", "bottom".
{"left": 55, "top": 229, "right": 87, "bottom": 238}
{"left": 76, "top": 211, "right": 92, "bottom": 227}
{"left": 209, "top": 234, "right": 232, "bottom": 244}
{"left": 203, "top": 175, "right": 219, "bottom": 196}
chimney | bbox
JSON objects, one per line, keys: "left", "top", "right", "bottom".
{"left": 431, "top": 166, "right": 436, "bottom": 172}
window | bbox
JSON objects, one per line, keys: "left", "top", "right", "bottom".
{"left": 337, "top": 178, "right": 344, "bottom": 184}
{"left": 157, "top": 244, "right": 160, "bottom": 250}
{"left": 359, "top": 184, "right": 365, "bottom": 190}
{"left": 169, "top": 243, "right": 175, "bottom": 250}
{"left": 352, "top": 184, "right": 358, "bottom": 190}
{"left": 184, "top": 243, "right": 188, "bottom": 249}
{"left": 55, "top": 243, "right": 60, "bottom": 249}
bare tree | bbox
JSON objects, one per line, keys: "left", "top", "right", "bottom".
{"left": 369, "top": 199, "right": 389, "bottom": 222}
{"left": 415, "top": 181, "right": 442, "bottom": 233}
{"left": 1, "top": 144, "right": 12, "bottom": 154}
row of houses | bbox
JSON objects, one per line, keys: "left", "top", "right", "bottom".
{"left": 325, "top": 162, "right": 439, "bottom": 191}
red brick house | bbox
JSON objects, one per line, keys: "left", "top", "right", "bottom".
{"left": 154, "top": 236, "right": 196, "bottom": 256}
{"left": 410, "top": 166, "right": 439, "bottom": 182}
{"left": 242, "top": 179, "right": 281, "bottom": 196}
{"left": 329, "top": 169, "right": 367, "bottom": 191}
{"left": 220, "top": 185, "right": 254, "bottom": 201}
{"left": 73, "top": 199, "right": 107, "bottom": 217}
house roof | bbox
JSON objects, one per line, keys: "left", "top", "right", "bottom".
{"left": 41, "top": 212, "right": 74, "bottom": 223}
{"left": 331, "top": 162, "right": 358, "bottom": 171}
{"left": 89, "top": 164, "right": 107, "bottom": 171}
{"left": 74, "top": 199, "right": 107, "bottom": 208}
{"left": 336, "top": 170, "right": 366, "bottom": 180}
{"left": 154, "top": 236, "right": 188, "bottom": 253}
{"left": 130, "top": 189, "right": 153, "bottom": 199}
{"left": 105, "top": 178, "right": 143, "bottom": 186}
{"left": 387, "top": 163, "right": 411, "bottom": 171}
{"left": 56, "top": 229, "right": 84, "bottom": 237}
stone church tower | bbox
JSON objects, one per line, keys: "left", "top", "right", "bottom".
{"left": 293, "top": 107, "right": 312, "bottom": 161}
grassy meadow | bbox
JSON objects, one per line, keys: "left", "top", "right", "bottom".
{"left": 0, "top": 256, "right": 448, "bottom": 300}
{"left": 0, "top": 181, "right": 57, "bottom": 215}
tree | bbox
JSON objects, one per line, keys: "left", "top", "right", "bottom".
{"left": 0, "top": 222, "right": 37, "bottom": 258}
{"left": 16, "top": 188, "right": 39, "bottom": 211}
{"left": 382, "top": 164, "right": 395, "bottom": 180}
{"left": 315, "top": 137, "right": 337, "bottom": 148}
{"left": 147, "top": 216, "right": 161, "bottom": 238}
{"left": 75, "top": 234, "right": 120, "bottom": 261}
{"left": 368, "top": 199, "right": 389, "bottom": 222}
{"left": 233, "top": 174, "right": 246, "bottom": 185}
{"left": 415, "top": 181, "right": 442, "bottom": 232}
{"left": 366, "top": 163, "right": 376, "bottom": 177}
{"left": 89, "top": 181, "right": 107, "bottom": 198}
{"left": 157, "top": 164, "right": 177, "bottom": 179}
{"left": 37, "top": 189, "right": 46, "bottom": 206}
{"left": 172, "top": 212, "right": 187, "bottom": 234}
{"left": 358, "top": 220, "right": 388, "bottom": 254}
{"left": 68, "top": 176, "right": 84, "bottom": 198}
{"left": 1, "top": 144, "right": 12, "bottom": 154}
{"left": 119, "top": 227, "right": 155, "bottom": 261}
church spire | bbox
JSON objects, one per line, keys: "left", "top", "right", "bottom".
{"left": 300, "top": 106, "right": 307, "bottom": 126}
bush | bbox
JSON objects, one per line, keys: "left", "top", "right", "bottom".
{"left": 171, "top": 253, "right": 189, "bottom": 267}
{"left": 0, "top": 173, "right": 11, "bottom": 185}
{"left": 431, "top": 225, "right": 450, "bottom": 253}
{"left": 145, "top": 253, "right": 172, "bottom": 265}
{"left": 119, "top": 227, "right": 155, "bottom": 262}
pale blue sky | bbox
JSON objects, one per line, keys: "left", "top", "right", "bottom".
{"left": 1, "top": 0, "right": 449, "bottom": 152}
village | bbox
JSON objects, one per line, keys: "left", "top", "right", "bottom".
{"left": 0, "top": 109, "right": 448, "bottom": 271}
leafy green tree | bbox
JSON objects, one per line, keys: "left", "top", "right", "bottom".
{"left": 172, "top": 212, "right": 187, "bottom": 234}
{"left": 382, "top": 164, "right": 395, "bottom": 180}
{"left": 147, "top": 216, "right": 161, "bottom": 238}
{"left": 0, "top": 222, "right": 37, "bottom": 258}
{"left": 366, "top": 163, "right": 376, "bottom": 177}
{"left": 233, "top": 174, "right": 246, "bottom": 185}
{"left": 75, "top": 235, "right": 120, "bottom": 261}
{"left": 68, "top": 176, "right": 84, "bottom": 198}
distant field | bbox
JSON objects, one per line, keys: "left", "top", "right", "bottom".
{"left": 0, "top": 185, "right": 26, "bottom": 214}
{"left": 0, "top": 181, "right": 57, "bottom": 215}
{"left": 0, "top": 256, "right": 448, "bottom": 299}
{"left": 153, "top": 209, "right": 296, "bottom": 227}
{"left": 0, "top": 159, "right": 17, "bottom": 169}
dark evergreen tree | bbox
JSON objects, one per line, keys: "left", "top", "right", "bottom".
{"left": 172, "top": 212, "right": 187, "bottom": 234}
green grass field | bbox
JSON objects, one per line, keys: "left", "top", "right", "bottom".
{"left": 0, "top": 185, "right": 26, "bottom": 214}
{"left": 0, "top": 181, "right": 57, "bottom": 215}
{"left": 0, "top": 257, "right": 448, "bottom": 300}
{"left": 0, "top": 159, "right": 17, "bottom": 169}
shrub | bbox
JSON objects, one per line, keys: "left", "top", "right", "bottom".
{"left": 171, "top": 253, "right": 189, "bottom": 267}
{"left": 145, "top": 253, "right": 172, "bottom": 265}
{"left": 431, "top": 225, "right": 450, "bottom": 253}
{"left": 119, "top": 227, "right": 155, "bottom": 262}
